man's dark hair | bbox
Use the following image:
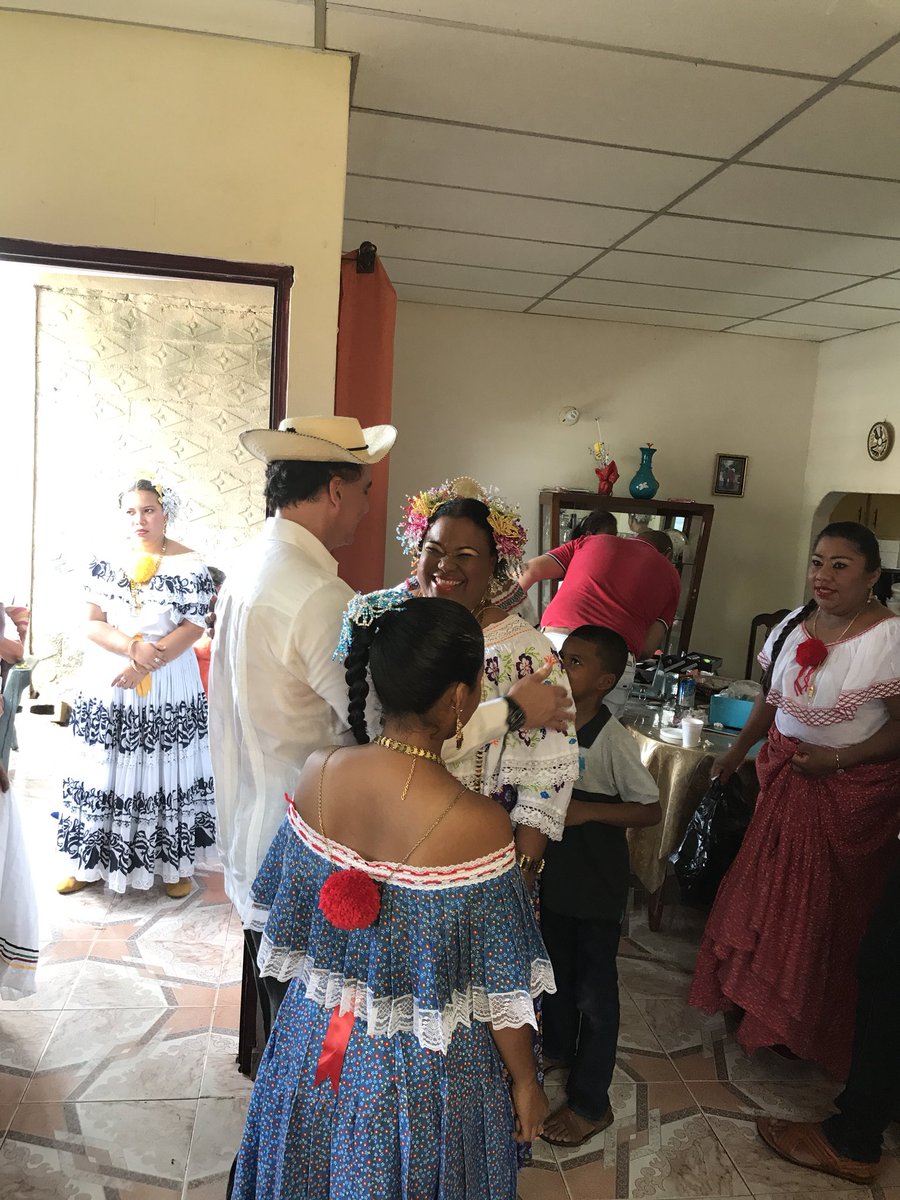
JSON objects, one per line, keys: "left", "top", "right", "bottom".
{"left": 637, "top": 529, "right": 673, "bottom": 559}
{"left": 567, "top": 625, "right": 629, "bottom": 685}
{"left": 574, "top": 510, "right": 618, "bottom": 537}
{"left": 264, "top": 460, "right": 363, "bottom": 510}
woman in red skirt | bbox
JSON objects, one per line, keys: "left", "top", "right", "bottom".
{"left": 690, "top": 522, "right": 900, "bottom": 1078}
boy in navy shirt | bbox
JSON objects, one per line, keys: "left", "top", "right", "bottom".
{"left": 541, "top": 625, "right": 661, "bottom": 1147}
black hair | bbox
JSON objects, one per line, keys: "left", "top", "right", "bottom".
{"left": 264, "top": 460, "right": 363, "bottom": 510}
{"left": 207, "top": 566, "right": 225, "bottom": 591}
{"left": 118, "top": 479, "right": 161, "bottom": 506}
{"left": 760, "top": 521, "right": 881, "bottom": 694}
{"left": 566, "top": 625, "right": 629, "bottom": 685}
{"left": 422, "top": 498, "right": 498, "bottom": 564}
{"left": 574, "top": 510, "right": 618, "bottom": 538}
{"left": 345, "top": 598, "right": 485, "bottom": 744}
{"left": 638, "top": 529, "right": 673, "bottom": 558}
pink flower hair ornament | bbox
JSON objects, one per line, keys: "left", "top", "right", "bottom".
{"left": 396, "top": 476, "right": 528, "bottom": 582}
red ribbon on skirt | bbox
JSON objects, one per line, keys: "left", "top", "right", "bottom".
{"left": 314, "top": 1008, "right": 355, "bottom": 1094}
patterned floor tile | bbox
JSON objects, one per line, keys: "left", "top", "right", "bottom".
{"left": 687, "top": 1082, "right": 900, "bottom": 1193}
{"left": 183, "top": 1096, "right": 248, "bottom": 1198}
{"left": 556, "top": 1081, "right": 751, "bottom": 1199}
{"left": 618, "top": 958, "right": 694, "bottom": 1001}
{"left": 66, "top": 941, "right": 222, "bottom": 1009}
{"left": 517, "top": 1157, "right": 572, "bottom": 1198}
{"left": 24, "top": 1008, "right": 211, "bottom": 1103}
{"left": 615, "top": 995, "right": 681, "bottom": 1084}
{"left": 0, "top": 1108, "right": 13, "bottom": 1146}
{"left": 0, "top": 1099, "right": 195, "bottom": 1197}
{"left": 199, "top": 1008, "right": 252, "bottom": 1099}
{"left": 0, "top": 1011, "right": 61, "bottom": 1074}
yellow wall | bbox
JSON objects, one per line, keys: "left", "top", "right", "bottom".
{"left": 0, "top": 11, "right": 351, "bottom": 414}
{"left": 385, "top": 302, "right": 820, "bottom": 677}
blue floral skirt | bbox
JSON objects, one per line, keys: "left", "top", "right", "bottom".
{"left": 232, "top": 986, "right": 518, "bottom": 1199}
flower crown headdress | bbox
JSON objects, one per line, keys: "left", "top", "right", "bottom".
{"left": 125, "top": 474, "right": 182, "bottom": 521}
{"left": 334, "top": 586, "right": 410, "bottom": 663}
{"left": 397, "top": 476, "right": 527, "bottom": 582}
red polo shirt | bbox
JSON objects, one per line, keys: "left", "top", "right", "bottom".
{"left": 541, "top": 535, "right": 681, "bottom": 657}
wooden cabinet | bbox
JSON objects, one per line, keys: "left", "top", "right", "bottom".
{"left": 537, "top": 490, "right": 715, "bottom": 654}
{"left": 827, "top": 492, "right": 900, "bottom": 596}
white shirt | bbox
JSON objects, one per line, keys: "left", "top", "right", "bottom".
{"left": 760, "top": 608, "right": 900, "bottom": 747}
{"left": 209, "top": 516, "right": 510, "bottom": 921}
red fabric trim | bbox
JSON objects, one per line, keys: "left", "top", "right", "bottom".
{"left": 286, "top": 804, "right": 515, "bottom": 886}
{"left": 768, "top": 678, "right": 900, "bottom": 726}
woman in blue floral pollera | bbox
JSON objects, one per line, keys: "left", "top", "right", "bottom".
{"left": 232, "top": 597, "right": 552, "bottom": 1199}
{"left": 58, "top": 478, "right": 215, "bottom": 898}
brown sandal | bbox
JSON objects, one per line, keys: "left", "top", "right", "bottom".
{"left": 756, "top": 1118, "right": 880, "bottom": 1185}
{"left": 541, "top": 1103, "right": 613, "bottom": 1148}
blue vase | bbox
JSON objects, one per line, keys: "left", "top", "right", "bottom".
{"left": 629, "top": 446, "right": 659, "bottom": 499}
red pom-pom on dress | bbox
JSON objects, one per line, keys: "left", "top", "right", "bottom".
{"left": 319, "top": 868, "right": 381, "bottom": 930}
{"left": 793, "top": 636, "right": 828, "bottom": 696}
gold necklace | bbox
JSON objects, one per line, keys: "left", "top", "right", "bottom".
{"left": 128, "top": 536, "right": 167, "bottom": 614}
{"left": 805, "top": 601, "right": 868, "bottom": 699}
{"left": 374, "top": 734, "right": 445, "bottom": 767}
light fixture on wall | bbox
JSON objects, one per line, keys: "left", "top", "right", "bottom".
{"left": 558, "top": 406, "right": 580, "bottom": 425}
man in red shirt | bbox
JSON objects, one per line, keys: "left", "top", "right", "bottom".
{"left": 518, "top": 530, "right": 681, "bottom": 713}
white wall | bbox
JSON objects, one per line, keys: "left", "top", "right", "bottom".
{"left": 386, "top": 302, "right": 819, "bottom": 676}
{"left": 0, "top": 11, "right": 350, "bottom": 415}
{"left": 802, "top": 322, "right": 900, "bottom": 548}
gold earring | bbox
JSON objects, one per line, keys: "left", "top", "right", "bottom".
{"left": 455, "top": 705, "right": 464, "bottom": 750}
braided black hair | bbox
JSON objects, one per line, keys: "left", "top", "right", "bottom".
{"left": 759, "top": 520, "right": 882, "bottom": 694}
{"left": 344, "top": 598, "right": 485, "bottom": 745}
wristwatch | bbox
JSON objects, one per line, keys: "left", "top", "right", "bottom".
{"left": 505, "top": 696, "right": 526, "bottom": 733}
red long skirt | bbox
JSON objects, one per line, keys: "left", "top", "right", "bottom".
{"left": 689, "top": 726, "right": 900, "bottom": 1078}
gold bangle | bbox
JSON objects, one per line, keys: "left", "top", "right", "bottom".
{"left": 517, "top": 852, "right": 545, "bottom": 875}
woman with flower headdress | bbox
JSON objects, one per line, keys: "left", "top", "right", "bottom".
{"left": 57, "top": 478, "right": 216, "bottom": 898}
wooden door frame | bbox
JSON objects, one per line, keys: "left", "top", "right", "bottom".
{"left": 0, "top": 236, "right": 292, "bottom": 425}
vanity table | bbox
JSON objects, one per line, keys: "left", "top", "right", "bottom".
{"left": 538, "top": 490, "right": 715, "bottom": 654}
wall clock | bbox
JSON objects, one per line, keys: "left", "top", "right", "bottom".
{"left": 867, "top": 420, "right": 894, "bottom": 461}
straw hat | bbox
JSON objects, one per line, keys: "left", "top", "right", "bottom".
{"left": 240, "top": 416, "right": 396, "bottom": 466}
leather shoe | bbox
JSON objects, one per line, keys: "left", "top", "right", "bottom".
{"left": 756, "top": 1118, "right": 880, "bottom": 1185}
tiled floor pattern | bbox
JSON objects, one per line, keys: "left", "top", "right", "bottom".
{"left": 3, "top": 715, "right": 898, "bottom": 1198}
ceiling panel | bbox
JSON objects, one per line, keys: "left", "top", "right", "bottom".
{"left": 347, "top": 111, "right": 712, "bottom": 210}
{"left": 745, "top": 86, "right": 900, "bottom": 178}
{"left": 771, "top": 300, "right": 900, "bottom": 329}
{"left": 331, "top": 0, "right": 893, "bottom": 76}
{"left": 330, "top": 8, "right": 821, "bottom": 157}
{"left": 580, "top": 250, "right": 867, "bottom": 299}
{"left": 852, "top": 41, "right": 900, "bottom": 86}
{"left": 530, "top": 300, "right": 733, "bottom": 330}
{"left": 382, "top": 257, "right": 561, "bottom": 295}
{"left": 393, "top": 284, "right": 531, "bottom": 311}
{"left": 728, "top": 320, "right": 857, "bottom": 340}
{"left": 550, "top": 276, "right": 778, "bottom": 317}
{"left": 822, "top": 275, "right": 900, "bottom": 307}
{"left": 626, "top": 215, "right": 900, "bottom": 275}
{"left": 344, "top": 176, "right": 645, "bottom": 246}
{"left": 342, "top": 220, "right": 597, "bottom": 274}
{"left": 676, "top": 164, "right": 900, "bottom": 237}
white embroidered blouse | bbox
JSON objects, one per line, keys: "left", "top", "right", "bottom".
{"left": 759, "top": 608, "right": 900, "bottom": 747}
{"left": 452, "top": 613, "right": 578, "bottom": 840}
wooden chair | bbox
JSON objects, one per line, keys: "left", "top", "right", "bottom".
{"left": 745, "top": 610, "right": 790, "bottom": 680}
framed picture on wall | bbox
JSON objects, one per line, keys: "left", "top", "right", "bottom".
{"left": 713, "top": 453, "right": 748, "bottom": 498}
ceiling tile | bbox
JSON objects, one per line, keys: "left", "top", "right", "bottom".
{"left": 393, "top": 284, "right": 531, "bottom": 311}
{"left": 550, "top": 276, "right": 778, "bottom": 316}
{"left": 822, "top": 276, "right": 900, "bottom": 307}
{"left": 676, "top": 164, "right": 900, "bottom": 237}
{"left": 580, "top": 250, "right": 866, "bottom": 298}
{"left": 342, "top": 220, "right": 596, "bottom": 273}
{"left": 381, "top": 257, "right": 560, "bottom": 295}
{"left": 332, "top": 0, "right": 892, "bottom": 76}
{"left": 771, "top": 300, "right": 900, "bottom": 329}
{"left": 344, "top": 176, "right": 644, "bottom": 246}
{"left": 530, "top": 299, "right": 733, "bottom": 330}
{"left": 347, "top": 111, "right": 713, "bottom": 210}
{"left": 851, "top": 41, "right": 900, "bottom": 87}
{"left": 330, "top": 8, "right": 820, "bottom": 157}
{"left": 2, "top": 0, "right": 317, "bottom": 44}
{"left": 745, "top": 86, "right": 900, "bottom": 178}
{"left": 627, "top": 215, "right": 900, "bottom": 275}
{"left": 728, "top": 320, "right": 857, "bottom": 340}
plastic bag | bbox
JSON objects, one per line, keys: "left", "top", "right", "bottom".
{"left": 671, "top": 774, "right": 753, "bottom": 906}
{"left": 718, "top": 679, "right": 762, "bottom": 701}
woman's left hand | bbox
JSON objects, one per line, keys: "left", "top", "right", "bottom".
{"left": 112, "top": 664, "right": 148, "bottom": 690}
{"left": 791, "top": 741, "right": 841, "bottom": 776}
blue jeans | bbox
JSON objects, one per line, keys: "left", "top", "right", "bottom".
{"left": 541, "top": 907, "right": 620, "bottom": 1121}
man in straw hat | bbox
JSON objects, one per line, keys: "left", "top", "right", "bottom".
{"left": 209, "top": 416, "right": 572, "bottom": 1042}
